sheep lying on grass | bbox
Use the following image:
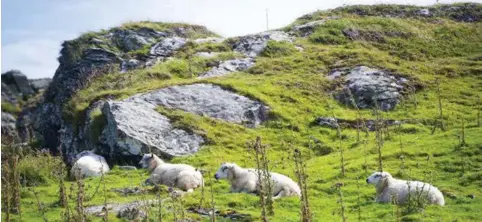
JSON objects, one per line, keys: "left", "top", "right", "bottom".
{"left": 366, "top": 172, "right": 445, "bottom": 206}
{"left": 139, "top": 153, "right": 203, "bottom": 192}
{"left": 214, "top": 162, "right": 301, "bottom": 199}
{"left": 70, "top": 151, "right": 110, "bottom": 179}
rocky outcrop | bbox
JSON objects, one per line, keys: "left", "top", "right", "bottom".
{"left": 110, "top": 28, "right": 166, "bottom": 52}
{"left": 1, "top": 70, "right": 52, "bottom": 143}
{"left": 328, "top": 66, "right": 409, "bottom": 111}
{"left": 1, "top": 70, "right": 50, "bottom": 104}
{"left": 198, "top": 58, "right": 255, "bottom": 78}
{"left": 35, "top": 24, "right": 217, "bottom": 155}
{"left": 1, "top": 112, "right": 17, "bottom": 138}
{"left": 127, "top": 84, "right": 269, "bottom": 127}
{"left": 1, "top": 70, "right": 34, "bottom": 97}
{"left": 232, "top": 31, "right": 292, "bottom": 57}
{"left": 101, "top": 101, "right": 204, "bottom": 159}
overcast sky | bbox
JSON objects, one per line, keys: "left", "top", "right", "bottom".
{"left": 1, "top": 0, "right": 478, "bottom": 79}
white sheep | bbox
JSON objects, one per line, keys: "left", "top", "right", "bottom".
{"left": 214, "top": 162, "right": 301, "bottom": 199}
{"left": 138, "top": 153, "right": 203, "bottom": 192}
{"left": 70, "top": 151, "right": 110, "bottom": 179}
{"left": 366, "top": 172, "right": 445, "bottom": 206}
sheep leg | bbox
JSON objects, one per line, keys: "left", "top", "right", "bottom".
{"left": 273, "top": 189, "right": 287, "bottom": 199}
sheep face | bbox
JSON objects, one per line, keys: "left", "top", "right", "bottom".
{"left": 366, "top": 172, "right": 392, "bottom": 184}
{"left": 139, "top": 154, "right": 155, "bottom": 168}
{"left": 214, "top": 163, "right": 235, "bottom": 180}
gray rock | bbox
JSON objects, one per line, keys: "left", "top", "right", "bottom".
{"left": 111, "top": 28, "right": 166, "bottom": 52}
{"left": 418, "top": 8, "right": 431, "bottom": 16}
{"left": 16, "top": 108, "right": 37, "bottom": 143}
{"left": 292, "top": 20, "right": 327, "bottom": 37}
{"left": 314, "top": 117, "right": 339, "bottom": 129}
{"left": 38, "top": 45, "right": 123, "bottom": 151}
{"left": 150, "top": 37, "right": 187, "bottom": 57}
{"left": 128, "top": 83, "right": 269, "bottom": 127}
{"left": 29, "top": 78, "right": 52, "bottom": 92}
{"left": 198, "top": 58, "right": 255, "bottom": 78}
{"left": 1, "top": 70, "right": 34, "bottom": 96}
{"left": 233, "top": 31, "right": 292, "bottom": 57}
{"left": 328, "top": 66, "right": 408, "bottom": 111}
{"left": 195, "top": 52, "right": 220, "bottom": 58}
{"left": 83, "top": 48, "right": 123, "bottom": 64}
{"left": 85, "top": 199, "right": 161, "bottom": 218}
{"left": 122, "top": 59, "right": 141, "bottom": 71}
{"left": 59, "top": 124, "right": 79, "bottom": 163}
{"left": 101, "top": 101, "right": 204, "bottom": 159}
{"left": 117, "top": 207, "right": 147, "bottom": 220}
{"left": 194, "top": 37, "right": 224, "bottom": 44}
{"left": 1, "top": 82, "right": 17, "bottom": 104}
{"left": 1, "top": 112, "right": 17, "bottom": 138}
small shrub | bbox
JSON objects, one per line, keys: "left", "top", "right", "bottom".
{"left": 18, "top": 153, "right": 56, "bottom": 186}
{"left": 127, "top": 44, "right": 151, "bottom": 58}
{"left": 311, "top": 141, "right": 334, "bottom": 156}
{"left": 145, "top": 71, "right": 172, "bottom": 80}
{"left": 1, "top": 102, "right": 21, "bottom": 114}
{"left": 194, "top": 42, "right": 231, "bottom": 53}
{"left": 166, "top": 59, "right": 190, "bottom": 77}
{"left": 310, "top": 28, "right": 347, "bottom": 45}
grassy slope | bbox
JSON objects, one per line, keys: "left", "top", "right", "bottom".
{"left": 5, "top": 5, "right": 482, "bottom": 221}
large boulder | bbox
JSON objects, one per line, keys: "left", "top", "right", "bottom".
{"left": 328, "top": 66, "right": 409, "bottom": 111}
{"left": 232, "top": 31, "right": 292, "bottom": 57}
{"left": 127, "top": 84, "right": 269, "bottom": 127}
{"left": 101, "top": 101, "right": 204, "bottom": 159}
{"left": 198, "top": 58, "right": 255, "bottom": 78}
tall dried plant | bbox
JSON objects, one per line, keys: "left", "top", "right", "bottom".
{"left": 293, "top": 148, "right": 312, "bottom": 222}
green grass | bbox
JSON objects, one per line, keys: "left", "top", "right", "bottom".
{"left": 1, "top": 102, "right": 21, "bottom": 115}
{"left": 5, "top": 3, "right": 482, "bottom": 221}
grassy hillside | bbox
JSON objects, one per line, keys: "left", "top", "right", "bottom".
{"left": 3, "top": 3, "right": 482, "bottom": 222}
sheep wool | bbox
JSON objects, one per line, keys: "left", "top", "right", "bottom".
{"left": 366, "top": 172, "right": 445, "bottom": 206}
{"left": 70, "top": 151, "right": 110, "bottom": 179}
{"left": 139, "top": 153, "right": 203, "bottom": 192}
{"left": 215, "top": 162, "right": 301, "bottom": 199}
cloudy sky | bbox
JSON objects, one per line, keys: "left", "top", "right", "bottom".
{"left": 1, "top": 0, "right": 476, "bottom": 79}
